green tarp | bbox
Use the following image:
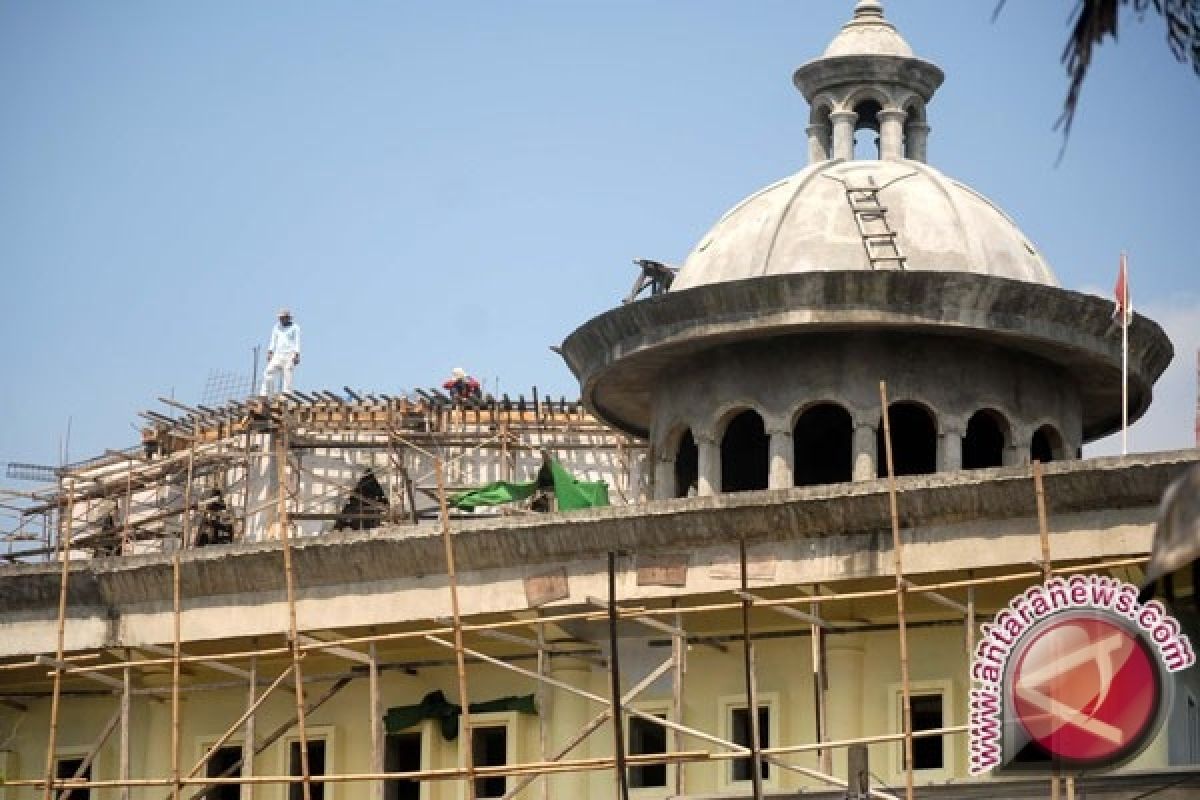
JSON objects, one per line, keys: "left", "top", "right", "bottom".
{"left": 449, "top": 459, "right": 609, "bottom": 512}
{"left": 383, "top": 690, "right": 537, "bottom": 740}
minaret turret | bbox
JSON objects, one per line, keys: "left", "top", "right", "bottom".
{"left": 793, "top": 1, "right": 943, "bottom": 163}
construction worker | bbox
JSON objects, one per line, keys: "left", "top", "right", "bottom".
{"left": 260, "top": 308, "right": 301, "bottom": 396}
{"left": 442, "top": 367, "right": 482, "bottom": 402}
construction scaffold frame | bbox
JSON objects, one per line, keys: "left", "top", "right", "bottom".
{"left": 0, "top": 383, "right": 1141, "bottom": 800}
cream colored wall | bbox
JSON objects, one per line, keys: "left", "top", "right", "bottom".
{"left": 1, "top": 624, "right": 1182, "bottom": 800}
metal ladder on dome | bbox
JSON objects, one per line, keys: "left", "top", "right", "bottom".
{"left": 845, "top": 177, "right": 906, "bottom": 270}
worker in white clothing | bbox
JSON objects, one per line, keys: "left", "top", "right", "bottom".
{"left": 259, "top": 308, "right": 301, "bottom": 396}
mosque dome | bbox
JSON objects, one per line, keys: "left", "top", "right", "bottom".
{"left": 672, "top": 159, "right": 1057, "bottom": 292}
{"left": 560, "top": 1, "right": 1173, "bottom": 496}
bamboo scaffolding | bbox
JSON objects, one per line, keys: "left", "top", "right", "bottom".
{"left": 274, "top": 411, "right": 313, "bottom": 800}
{"left": 171, "top": 554, "right": 182, "bottom": 800}
{"left": 606, "top": 551, "right": 631, "bottom": 800}
{"left": 738, "top": 539, "right": 765, "bottom": 800}
{"left": 879, "top": 381, "right": 914, "bottom": 800}
{"left": 434, "top": 455, "right": 476, "bottom": 800}
{"left": 41, "top": 483, "right": 75, "bottom": 800}
{"left": 27, "top": 553, "right": 1150, "bottom": 683}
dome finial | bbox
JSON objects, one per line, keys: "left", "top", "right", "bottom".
{"left": 853, "top": 0, "right": 886, "bottom": 21}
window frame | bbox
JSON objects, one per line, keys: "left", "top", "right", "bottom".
{"left": 717, "top": 692, "right": 779, "bottom": 792}
{"left": 887, "top": 680, "right": 954, "bottom": 782}
{"left": 457, "top": 711, "right": 518, "bottom": 800}
{"left": 279, "top": 724, "right": 337, "bottom": 800}
{"left": 53, "top": 749, "right": 95, "bottom": 800}
{"left": 623, "top": 702, "right": 673, "bottom": 795}
{"left": 384, "top": 720, "right": 433, "bottom": 800}
{"left": 194, "top": 736, "right": 247, "bottom": 800}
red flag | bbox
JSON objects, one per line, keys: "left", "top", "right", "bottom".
{"left": 1113, "top": 253, "right": 1131, "bottom": 327}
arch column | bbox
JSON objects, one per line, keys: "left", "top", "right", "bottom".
{"left": 767, "top": 426, "right": 794, "bottom": 489}
{"left": 906, "top": 122, "right": 930, "bottom": 162}
{"left": 877, "top": 108, "right": 907, "bottom": 161}
{"left": 939, "top": 425, "right": 964, "bottom": 472}
{"left": 1005, "top": 440, "right": 1027, "bottom": 467}
{"left": 806, "top": 123, "right": 831, "bottom": 162}
{"left": 852, "top": 422, "right": 877, "bottom": 481}
{"left": 829, "top": 110, "right": 857, "bottom": 160}
{"left": 654, "top": 454, "right": 675, "bottom": 501}
{"left": 695, "top": 432, "right": 719, "bottom": 496}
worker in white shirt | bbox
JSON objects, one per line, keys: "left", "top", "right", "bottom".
{"left": 259, "top": 308, "right": 301, "bottom": 396}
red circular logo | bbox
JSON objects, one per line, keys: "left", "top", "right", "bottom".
{"left": 1009, "top": 614, "right": 1160, "bottom": 765}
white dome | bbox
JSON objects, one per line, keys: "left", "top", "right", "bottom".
{"left": 673, "top": 159, "right": 1058, "bottom": 291}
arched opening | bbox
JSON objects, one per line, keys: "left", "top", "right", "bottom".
{"left": 793, "top": 403, "right": 853, "bottom": 486}
{"left": 673, "top": 429, "right": 698, "bottom": 498}
{"left": 852, "top": 98, "right": 882, "bottom": 160}
{"left": 721, "top": 410, "right": 769, "bottom": 493}
{"left": 963, "top": 409, "right": 1009, "bottom": 470}
{"left": 877, "top": 403, "right": 937, "bottom": 477}
{"left": 1031, "top": 424, "right": 1065, "bottom": 464}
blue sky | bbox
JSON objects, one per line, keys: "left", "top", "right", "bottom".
{"left": 1, "top": 0, "right": 1198, "bottom": 479}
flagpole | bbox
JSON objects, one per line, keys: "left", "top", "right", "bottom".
{"left": 1121, "top": 251, "right": 1129, "bottom": 456}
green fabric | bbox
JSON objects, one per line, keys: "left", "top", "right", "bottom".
{"left": 549, "top": 459, "right": 610, "bottom": 510}
{"left": 449, "top": 459, "right": 609, "bottom": 511}
{"left": 383, "top": 690, "right": 537, "bottom": 740}
{"left": 449, "top": 480, "right": 536, "bottom": 512}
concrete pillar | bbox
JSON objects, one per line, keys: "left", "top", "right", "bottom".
{"left": 830, "top": 110, "right": 857, "bottom": 161}
{"left": 905, "top": 122, "right": 930, "bottom": 162}
{"left": 767, "top": 427, "right": 794, "bottom": 489}
{"left": 939, "top": 426, "right": 963, "bottom": 473}
{"left": 1005, "top": 443, "right": 1027, "bottom": 467}
{"left": 696, "top": 433, "right": 719, "bottom": 496}
{"left": 852, "top": 422, "right": 877, "bottom": 482}
{"left": 877, "top": 108, "right": 907, "bottom": 161}
{"left": 826, "top": 636, "right": 865, "bottom": 780}
{"left": 654, "top": 456, "right": 675, "bottom": 501}
{"left": 806, "top": 123, "right": 831, "bottom": 162}
{"left": 548, "top": 660, "right": 592, "bottom": 800}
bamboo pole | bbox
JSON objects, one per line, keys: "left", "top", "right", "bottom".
{"left": 121, "top": 662, "right": 131, "bottom": 800}
{"left": 1034, "top": 460, "right": 1063, "bottom": 799}
{"left": 606, "top": 552, "right": 631, "bottom": 800}
{"left": 879, "top": 381, "right": 914, "bottom": 800}
{"left": 535, "top": 622, "right": 549, "bottom": 800}
{"left": 172, "top": 554, "right": 183, "bottom": 800}
{"left": 739, "top": 540, "right": 764, "bottom": 800}
{"left": 671, "top": 603, "right": 685, "bottom": 798}
{"left": 245, "top": 654, "right": 257, "bottom": 800}
{"left": 42, "top": 485, "right": 75, "bottom": 800}
{"left": 275, "top": 409, "right": 313, "bottom": 800}
{"left": 369, "top": 642, "right": 382, "bottom": 800}
{"left": 434, "top": 455, "right": 476, "bottom": 800}
{"left": 811, "top": 590, "right": 830, "bottom": 775}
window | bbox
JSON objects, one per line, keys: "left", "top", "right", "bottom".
{"left": 730, "top": 706, "right": 770, "bottom": 782}
{"left": 627, "top": 712, "right": 668, "bottom": 789}
{"left": 877, "top": 403, "right": 937, "bottom": 477}
{"left": 471, "top": 725, "right": 508, "bottom": 799}
{"left": 963, "top": 410, "right": 1008, "bottom": 470}
{"left": 205, "top": 745, "right": 243, "bottom": 800}
{"left": 55, "top": 757, "right": 91, "bottom": 800}
{"left": 908, "top": 694, "right": 944, "bottom": 770}
{"left": 385, "top": 732, "right": 423, "bottom": 800}
{"left": 889, "top": 681, "right": 952, "bottom": 780}
{"left": 793, "top": 403, "right": 853, "bottom": 486}
{"left": 673, "top": 430, "right": 698, "bottom": 498}
{"left": 288, "top": 739, "right": 327, "bottom": 800}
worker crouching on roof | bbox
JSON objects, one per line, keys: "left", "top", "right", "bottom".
{"left": 260, "top": 308, "right": 301, "bottom": 396}
{"left": 443, "top": 367, "right": 481, "bottom": 402}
